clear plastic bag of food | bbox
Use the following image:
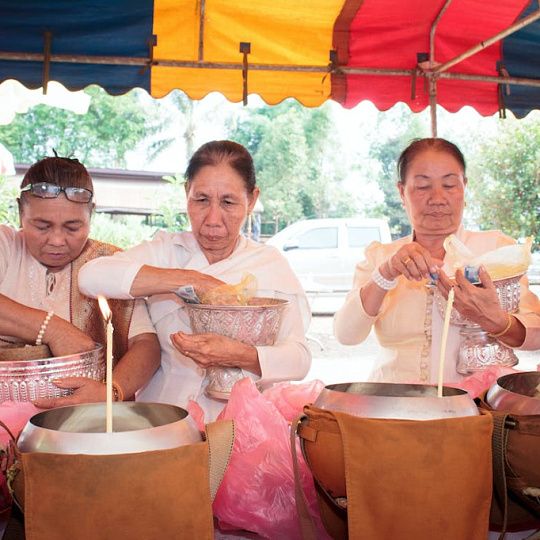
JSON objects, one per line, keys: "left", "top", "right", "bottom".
{"left": 443, "top": 234, "right": 532, "bottom": 281}
{"left": 200, "top": 273, "right": 257, "bottom": 305}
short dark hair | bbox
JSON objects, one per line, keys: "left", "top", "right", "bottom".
{"left": 185, "top": 140, "right": 256, "bottom": 194}
{"left": 19, "top": 156, "right": 93, "bottom": 207}
{"left": 20, "top": 156, "right": 93, "bottom": 191}
{"left": 397, "top": 138, "right": 466, "bottom": 184}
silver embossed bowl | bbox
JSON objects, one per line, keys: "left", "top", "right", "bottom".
{"left": 17, "top": 402, "right": 202, "bottom": 455}
{"left": 0, "top": 344, "right": 104, "bottom": 402}
{"left": 433, "top": 274, "right": 523, "bottom": 373}
{"left": 433, "top": 272, "right": 523, "bottom": 326}
{"left": 486, "top": 371, "right": 540, "bottom": 415}
{"left": 314, "top": 382, "right": 479, "bottom": 420}
{"left": 185, "top": 292, "right": 289, "bottom": 400}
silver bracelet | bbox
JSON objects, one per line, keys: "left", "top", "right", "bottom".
{"left": 371, "top": 268, "right": 397, "bottom": 290}
{"left": 35, "top": 310, "right": 54, "bottom": 346}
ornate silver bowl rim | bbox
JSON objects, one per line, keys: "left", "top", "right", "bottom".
{"left": 433, "top": 272, "right": 523, "bottom": 326}
{"left": 0, "top": 344, "right": 104, "bottom": 402}
{"left": 0, "top": 343, "right": 103, "bottom": 371}
{"left": 185, "top": 296, "right": 289, "bottom": 311}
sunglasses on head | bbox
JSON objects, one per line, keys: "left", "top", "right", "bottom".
{"left": 20, "top": 182, "right": 93, "bottom": 203}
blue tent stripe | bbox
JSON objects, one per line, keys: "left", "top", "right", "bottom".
{"left": 502, "top": 0, "right": 540, "bottom": 118}
{"left": 0, "top": 0, "right": 154, "bottom": 94}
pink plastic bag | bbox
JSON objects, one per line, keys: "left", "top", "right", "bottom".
{"left": 0, "top": 401, "right": 40, "bottom": 447}
{"left": 186, "top": 399, "right": 206, "bottom": 432}
{"left": 0, "top": 401, "right": 41, "bottom": 512}
{"left": 262, "top": 379, "right": 324, "bottom": 422}
{"left": 213, "top": 378, "right": 329, "bottom": 539}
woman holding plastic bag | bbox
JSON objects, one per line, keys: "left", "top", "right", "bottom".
{"left": 334, "top": 137, "right": 540, "bottom": 385}
{"left": 79, "top": 140, "right": 311, "bottom": 420}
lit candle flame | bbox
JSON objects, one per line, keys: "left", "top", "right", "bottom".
{"left": 98, "top": 295, "right": 112, "bottom": 322}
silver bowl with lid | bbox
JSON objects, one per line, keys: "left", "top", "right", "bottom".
{"left": 0, "top": 344, "right": 104, "bottom": 402}
{"left": 486, "top": 371, "right": 540, "bottom": 415}
{"left": 314, "top": 382, "right": 479, "bottom": 420}
{"left": 17, "top": 402, "right": 203, "bottom": 455}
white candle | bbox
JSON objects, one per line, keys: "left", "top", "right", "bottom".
{"left": 437, "top": 287, "right": 455, "bottom": 398}
{"left": 98, "top": 296, "right": 114, "bottom": 433}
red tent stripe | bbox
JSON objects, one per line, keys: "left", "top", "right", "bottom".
{"left": 337, "top": 0, "right": 532, "bottom": 114}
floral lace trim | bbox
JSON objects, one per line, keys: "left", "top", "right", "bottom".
{"left": 420, "top": 288, "right": 433, "bottom": 383}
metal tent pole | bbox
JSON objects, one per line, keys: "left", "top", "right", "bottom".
{"left": 434, "top": 9, "right": 540, "bottom": 74}
{"left": 428, "top": 0, "right": 453, "bottom": 137}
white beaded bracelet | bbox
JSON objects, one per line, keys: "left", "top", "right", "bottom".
{"left": 35, "top": 310, "right": 54, "bottom": 346}
{"left": 371, "top": 268, "right": 397, "bottom": 291}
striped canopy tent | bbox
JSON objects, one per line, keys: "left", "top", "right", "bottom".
{"left": 1, "top": 0, "right": 539, "bottom": 134}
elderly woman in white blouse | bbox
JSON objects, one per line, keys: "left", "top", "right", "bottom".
{"left": 79, "top": 140, "right": 311, "bottom": 420}
{"left": 334, "top": 137, "right": 540, "bottom": 385}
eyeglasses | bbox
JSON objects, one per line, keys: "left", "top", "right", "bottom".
{"left": 20, "top": 182, "right": 93, "bottom": 203}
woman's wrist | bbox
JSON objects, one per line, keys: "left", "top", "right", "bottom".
{"left": 35, "top": 310, "right": 54, "bottom": 345}
{"left": 162, "top": 268, "right": 195, "bottom": 291}
{"left": 234, "top": 343, "right": 261, "bottom": 375}
{"left": 131, "top": 266, "right": 194, "bottom": 297}
{"left": 371, "top": 268, "right": 397, "bottom": 291}
{"left": 41, "top": 314, "right": 62, "bottom": 345}
{"left": 485, "top": 311, "right": 512, "bottom": 337}
{"left": 378, "top": 261, "right": 396, "bottom": 281}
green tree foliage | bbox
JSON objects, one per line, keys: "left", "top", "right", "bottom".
{"left": 227, "top": 101, "right": 357, "bottom": 229}
{"left": 467, "top": 115, "right": 540, "bottom": 247}
{"left": 0, "top": 86, "right": 166, "bottom": 168}
{"left": 0, "top": 175, "right": 18, "bottom": 226}
{"left": 369, "top": 106, "right": 427, "bottom": 238}
{"left": 89, "top": 213, "right": 156, "bottom": 249}
{"left": 157, "top": 174, "right": 189, "bottom": 231}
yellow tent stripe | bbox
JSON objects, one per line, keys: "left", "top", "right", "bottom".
{"left": 151, "top": 0, "right": 344, "bottom": 105}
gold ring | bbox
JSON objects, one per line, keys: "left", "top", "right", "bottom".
{"left": 402, "top": 256, "right": 412, "bottom": 265}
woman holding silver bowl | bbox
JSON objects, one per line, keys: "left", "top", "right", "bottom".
{"left": 334, "top": 137, "right": 540, "bottom": 384}
{"left": 0, "top": 156, "right": 160, "bottom": 407}
{"left": 79, "top": 140, "right": 311, "bottom": 420}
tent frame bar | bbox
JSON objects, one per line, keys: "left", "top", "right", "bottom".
{"left": 423, "top": 4, "right": 540, "bottom": 135}
{"left": 428, "top": 0, "right": 453, "bottom": 135}
{"left": 198, "top": 0, "right": 206, "bottom": 62}
{"left": 434, "top": 8, "right": 540, "bottom": 74}
{"left": 1, "top": 50, "right": 540, "bottom": 89}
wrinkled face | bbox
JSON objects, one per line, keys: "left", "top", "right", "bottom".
{"left": 19, "top": 195, "right": 91, "bottom": 271}
{"left": 187, "top": 162, "right": 258, "bottom": 263}
{"left": 398, "top": 149, "right": 467, "bottom": 237}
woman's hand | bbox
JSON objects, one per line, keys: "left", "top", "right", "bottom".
{"left": 182, "top": 270, "right": 226, "bottom": 298}
{"left": 437, "top": 266, "right": 508, "bottom": 333}
{"left": 33, "top": 377, "right": 106, "bottom": 409}
{"left": 170, "top": 331, "right": 261, "bottom": 375}
{"left": 380, "top": 243, "right": 443, "bottom": 282}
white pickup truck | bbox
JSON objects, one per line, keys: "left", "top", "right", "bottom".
{"left": 266, "top": 217, "right": 392, "bottom": 293}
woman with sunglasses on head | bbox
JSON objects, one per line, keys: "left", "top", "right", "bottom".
{"left": 0, "top": 156, "right": 160, "bottom": 408}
